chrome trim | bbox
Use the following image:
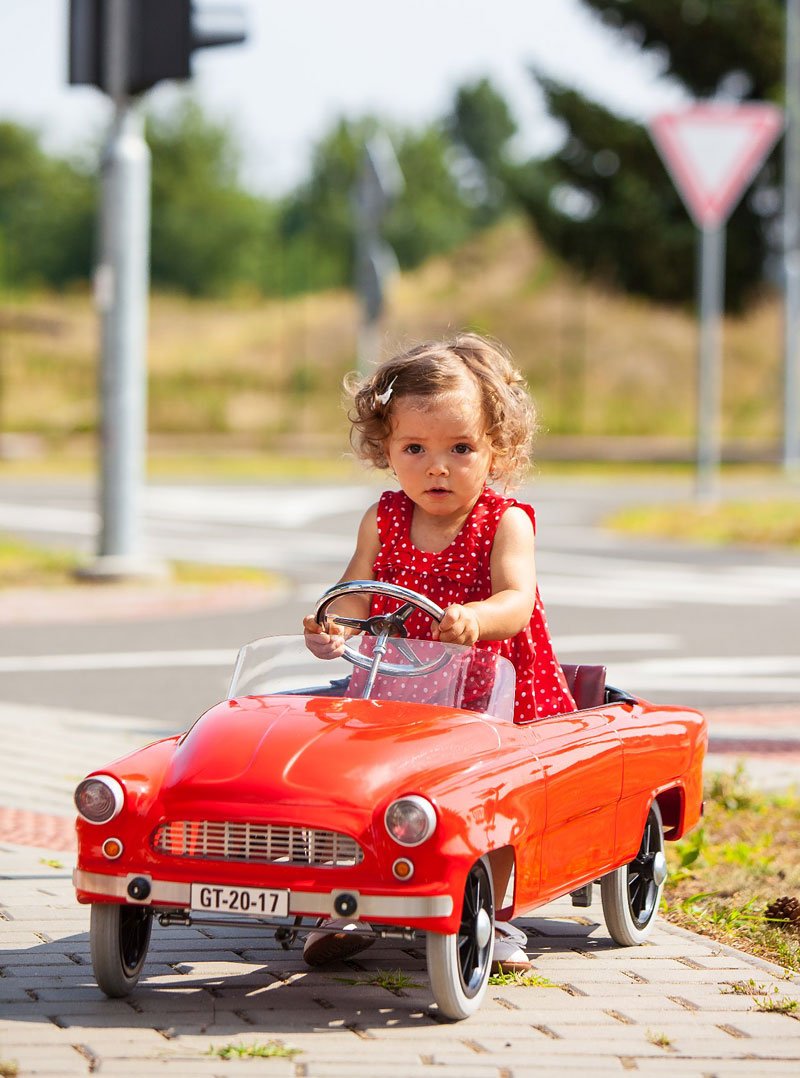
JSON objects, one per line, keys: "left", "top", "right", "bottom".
{"left": 151, "top": 821, "right": 364, "bottom": 867}
{"left": 73, "top": 869, "right": 453, "bottom": 919}
{"left": 74, "top": 869, "right": 190, "bottom": 906}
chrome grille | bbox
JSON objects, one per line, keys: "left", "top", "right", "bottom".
{"left": 152, "top": 821, "right": 363, "bottom": 867}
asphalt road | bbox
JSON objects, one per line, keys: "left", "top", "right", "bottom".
{"left": 0, "top": 475, "right": 798, "bottom": 727}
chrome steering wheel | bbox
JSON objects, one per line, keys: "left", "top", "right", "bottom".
{"left": 315, "top": 580, "right": 448, "bottom": 695}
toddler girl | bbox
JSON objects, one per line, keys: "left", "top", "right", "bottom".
{"left": 303, "top": 332, "right": 576, "bottom": 722}
{"left": 301, "top": 332, "right": 576, "bottom": 971}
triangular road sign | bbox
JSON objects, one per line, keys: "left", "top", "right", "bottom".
{"left": 649, "top": 103, "right": 784, "bottom": 229}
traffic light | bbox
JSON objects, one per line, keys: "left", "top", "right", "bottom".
{"left": 69, "top": 0, "right": 247, "bottom": 97}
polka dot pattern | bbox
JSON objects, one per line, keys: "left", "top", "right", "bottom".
{"left": 370, "top": 489, "right": 577, "bottom": 722}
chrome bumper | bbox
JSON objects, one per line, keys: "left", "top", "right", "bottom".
{"left": 73, "top": 868, "right": 453, "bottom": 920}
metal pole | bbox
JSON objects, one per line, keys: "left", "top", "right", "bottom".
{"left": 696, "top": 223, "right": 726, "bottom": 500}
{"left": 85, "top": 0, "right": 155, "bottom": 576}
{"left": 783, "top": 0, "right": 800, "bottom": 472}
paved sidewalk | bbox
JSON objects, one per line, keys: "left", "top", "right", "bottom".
{"left": 1, "top": 840, "right": 799, "bottom": 1077}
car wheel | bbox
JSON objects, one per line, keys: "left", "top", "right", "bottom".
{"left": 90, "top": 903, "right": 153, "bottom": 997}
{"left": 601, "top": 800, "right": 667, "bottom": 946}
{"left": 426, "top": 857, "right": 494, "bottom": 1020}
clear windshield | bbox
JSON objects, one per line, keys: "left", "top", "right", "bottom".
{"left": 227, "top": 636, "right": 517, "bottom": 723}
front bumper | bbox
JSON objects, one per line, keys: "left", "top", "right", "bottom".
{"left": 73, "top": 867, "right": 454, "bottom": 923}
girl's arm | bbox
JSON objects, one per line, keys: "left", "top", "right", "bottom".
{"left": 433, "top": 506, "right": 537, "bottom": 646}
{"left": 303, "top": 503, "right": 381, "bottom": 657}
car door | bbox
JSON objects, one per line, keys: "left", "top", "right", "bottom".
{"left": 524, "top": 709, "right": 624, "bottom": 904}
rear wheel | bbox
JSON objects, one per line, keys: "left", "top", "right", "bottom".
{"left": 426, "top": 858, "right": 494, "bottom": 1020}
{"left": 90, "top": 903, "right": 152, "bottom": 997}
{"left": 601, "top": 801, "right": 666, "bottom": 946}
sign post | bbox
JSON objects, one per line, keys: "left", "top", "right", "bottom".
{"left": 649, "top": 103, "right": 783, "bottom": 499}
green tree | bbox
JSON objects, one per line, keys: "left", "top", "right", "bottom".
{"left": 277, "top": 116, "right": 479, "bottom": 295}
{"left": 147, "top": 99, "right": 272, "bottom": 296}
{"left": 508, "top": 0, "right": 784, "bottom": 309}
{"left": 0, "top": 122, "right": 95, "bottom": 290}
{"left": 448, "top": 77, "right": 518, "bottom": 223}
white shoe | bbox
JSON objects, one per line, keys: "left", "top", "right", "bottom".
{"left": 491, "top": 920, "right": 531, "bottom": 973}
{"left": 302, "top": 918, "right": 374, "bottom": 966}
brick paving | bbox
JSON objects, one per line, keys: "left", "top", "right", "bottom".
{"left": 1, "top": 842, "right": 799, "bottom": 1077}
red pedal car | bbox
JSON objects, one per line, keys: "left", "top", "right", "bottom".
{"left": 73, "top": 581, "right": 707, "bottom": 1020}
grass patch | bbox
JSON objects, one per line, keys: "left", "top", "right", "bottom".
{"left": 663, "top": 767, "right": 800, "bottom": 971}
{"left": 0, "top": 532, "right": 280, "bottom": 591}
{"left": 208, "top": 1041, "right": 301, "bottom": 1060}
{"left": 488, "top": 968, "right": 558, "bottom": 987}
{"left": 0, "top": 535, "right": 78, "bottom": 588}
{"left": 334, "top": 968, "right": 424, "bottom": 995}
{"left": 608, "top": 499, "right": 800, "bottom": 549}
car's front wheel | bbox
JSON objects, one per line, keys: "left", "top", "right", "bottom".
{"left": 90, "top": 903, "right": 153, "bottom": 997}
{"left": 426, "top": 858, "right": 494, "bottom": 1020}
{"left": 601, "top": 800, "right": 667, "bottom": 946}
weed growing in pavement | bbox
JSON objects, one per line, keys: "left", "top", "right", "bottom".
{"left": 646, "top": 1030, "right": 673, "bottom": 1049}
{"left": 488, "top": 968, "right": 558, "bottom": 987}
{"left": 663, "top": 769, "right": 800, "bottom": 973}
{"left": 722, "top": 979, "right": 800, "bottom": 1014}
{"left": 334, "top": 969, "right": 424, "bottom": 995}
{"left": 208, "top": 1041, "right": 301, "bottom": 1060}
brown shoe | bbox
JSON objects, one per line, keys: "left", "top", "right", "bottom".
{"left": 491, "top": 922, "right": 532, "bottom": 974}
{"left": 302, "top": 919, "right": 374, "bottom": 966}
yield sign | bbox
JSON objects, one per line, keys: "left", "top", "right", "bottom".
{"left": 649, "top": 103, "right": 783, "bottom": 229}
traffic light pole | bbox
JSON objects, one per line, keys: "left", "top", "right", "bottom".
{"left": 93, "top": 102, "right": 153, "bottom": 573}
{"left": 84, "top": 0, "right": 156, "bottom": 577}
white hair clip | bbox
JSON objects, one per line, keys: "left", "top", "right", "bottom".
{"left": 374, "top": 376, "right": 397, "bottom": 408}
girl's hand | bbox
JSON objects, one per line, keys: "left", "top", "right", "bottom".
{"left": 303, "top": 615, "right": 346, "bottom": 659}
{"left": 433, "top": 604, "right": 481, "bottom": 647}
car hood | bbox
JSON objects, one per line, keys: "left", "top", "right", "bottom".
{"left": 159, "top": 694, "right": 503, "bottom": 815}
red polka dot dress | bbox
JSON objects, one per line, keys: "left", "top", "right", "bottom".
{"left": 369, "top": 488, "right": 576, "bottom": 722}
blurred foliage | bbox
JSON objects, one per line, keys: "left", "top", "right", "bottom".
{"left": 279, "top": 116, "right": 481, "bottom": 293}
{"left": 147, "top": 100, "right": 273, "bottom": 296}
{"left": 0, "top": 123, "right": 95, "bottom": 289}
{"left": 0, "top": 2, "right": 788, "bottom": 311}
{"left": 0, "top": 90, "right": 504, "bottom": 299}
{"left": 447, "top": 77, "right": 519, "bottom": 225}
{"left": 505, "top": 0, "right": 784, "bottom": 310}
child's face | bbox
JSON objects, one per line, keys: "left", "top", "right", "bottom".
{"left": 384, "top": 381, "right": 495, "bottom": 519}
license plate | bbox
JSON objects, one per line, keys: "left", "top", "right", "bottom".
{"left": 190, "top": 883, "right": 289, "bottom": 917}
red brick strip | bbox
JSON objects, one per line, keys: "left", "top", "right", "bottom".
{"left": 0, "top": 807, "right": 76, "bottom": 851}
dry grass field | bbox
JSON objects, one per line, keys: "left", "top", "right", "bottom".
{"left": 0, "top": 218, "right": 785, "bottom": 457}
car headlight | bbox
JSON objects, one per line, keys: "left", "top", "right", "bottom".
{"left": 384, "top": 795, "right": 436, "bottom": 846}
{"left": 74, "top": 775, "right": 125, "bottom": 824}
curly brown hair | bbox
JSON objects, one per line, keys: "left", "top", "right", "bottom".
{"left": 345, "top": 333, "right": 536, "bottom": 489}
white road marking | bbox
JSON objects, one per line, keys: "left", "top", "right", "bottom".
{"left": 554, "top": 633, "right": 681, "bottom": 653}
{"left": 0, "top": 649, "right": 237, "bottom": 673}
{"left": 2, "top": 487, "right": 799, "bottom": 608}
{"left": 607, "top": 655, "right": 800, "bottom": 695}
{"left": 145, "top": 485, "right": 374, "bottom": 528}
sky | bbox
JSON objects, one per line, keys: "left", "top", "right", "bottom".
{"left": 0, "top": 0, "right": 688, "bottom": 195}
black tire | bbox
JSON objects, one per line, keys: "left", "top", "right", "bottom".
{"left": 90, "top": 903, "right": 153, "bottom": 997}
{"left": 426, "top": 858, "right": 494, "bottom": 1020}
{"left": 601, "top": 801, "right": 667, "bottom": 946}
